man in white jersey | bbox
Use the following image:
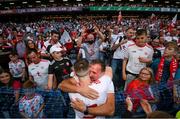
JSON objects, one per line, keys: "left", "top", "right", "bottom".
{"left": 110, "top": 25, "right": 127, "bottom": 90}
{"left": 122, "top": 29, "right": 154, "bottom": 90}
{"left": 41, "top": 30, "right": 66, "bottom": 59}
{"left": 28, "top": 49, "right": 50, "bottom": 89}
{"left": 59, "top": 59, "right": 115, "bottom": 117}
{"left": 69, "top": 59, "right": 114, "bottom": 118}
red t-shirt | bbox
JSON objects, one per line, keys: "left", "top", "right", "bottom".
{"left": 126, "top": 79, "right": 154, "bottom": 111}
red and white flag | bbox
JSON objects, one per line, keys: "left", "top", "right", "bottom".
{"left": 150, "top": 13, "right": 156, "bottom": 21}
{"left": 168, "top": 14, "right": 177, "bottom": 32}
{"left": 117, "top": 11, "right": 122, "bottom": 24}
{"left": 172, "top": 14, "right": 177, "bottom": 25}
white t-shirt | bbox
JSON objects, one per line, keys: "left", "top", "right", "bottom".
{"left": 19, "top": 94, "right": 44, "bottom": 118}
{"left": 69, "top": 75, "right": 114, "bottom": 119}
{"left": 41, "top": 40, "right": 65, "bottom": 53}
{"left": 28, "top": 59, "right": 50, "bottom": 89}
{"left": 121, "top": 40, "right": 135, "bottom": 58}
{"left": 124, "top": 44, "right": 154, "bottom": 74}
{"left": 111, "top": 33, "right": 124, "bottom": 59}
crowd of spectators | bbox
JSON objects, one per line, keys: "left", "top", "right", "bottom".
{"left": 0, "top": 16, "right": 179, "bottom": 118}
{"left": 0, "top": 2, "right": 178, "bottom": 10}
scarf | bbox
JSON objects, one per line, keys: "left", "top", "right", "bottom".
{"left": 155, "top": 56, "right": 178, "bottom": 82}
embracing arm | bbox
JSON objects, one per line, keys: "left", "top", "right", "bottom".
{"left": 59, "top": 78, "right": 99, "bottom": 99}
{"left": 71, "top": 93, "right": 115, "bottom": 116}
{"left": 88, "top": 93, "right": 115, "bottom": 116}
{"left": 122, "top": 58, "right": 128, "bottom": 80}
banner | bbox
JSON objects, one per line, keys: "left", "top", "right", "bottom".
{"left": 0, "top": 7, "right": 83, "bottom": 14}
{"left": 89, "top": 6, "right": 179, "bottom": 12}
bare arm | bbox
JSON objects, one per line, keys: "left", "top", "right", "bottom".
{"left": 140, "top": 99, "right": 152, "bottom": 115}
{"left": 88, "top": 93, "right": 115, "bottom": 116}
{"left": 48, "top": 74, "right": 54, "bottom": 90}
{"left": 34, "top": 103, "right": 45, "bottom": 118}
{"left": 59, "top": 78, "right": 99, "bottom": 99}
{"left": 111, "top": 39, "right": 127, "bottom": 51}
{"left": 20, "top": 112, "right": 30, "bottom": 119}
{"left": 71, "top": 93, "right": 115, "bottom": 116}
{"left": 122, "top": 58, "right": 128, "bottom": 80}
{"left": 94, "top": 26, "right": 105, "bottom": 43}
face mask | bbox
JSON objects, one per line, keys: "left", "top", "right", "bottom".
{"left": 88, "top": 40, "right": 94, "bottom": 44}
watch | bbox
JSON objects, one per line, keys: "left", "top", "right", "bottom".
{"left": 84, "top": 106, "right": 89, "bottom": 115}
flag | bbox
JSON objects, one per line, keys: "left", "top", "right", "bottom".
{"left": 150, "top": 13, "right": 156, "bottom": 21}
{"left": 60, "top": 30, "right": 72, "bottom": 45}
{"left": 172, "top": 14, "right": 177, "bottom": 24}
{"left": 168, "top": 14, "right": 177, "bottom": 33}
{"left": 117, "top": 11, "right": 122, "bottom": 24}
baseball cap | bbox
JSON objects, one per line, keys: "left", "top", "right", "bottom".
{"left": 50, "top": 45, "right": 63, "bottom": 54}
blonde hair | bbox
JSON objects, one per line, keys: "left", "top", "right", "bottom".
{"left": 139, "top": 67, "right": 155, "bottom": 84}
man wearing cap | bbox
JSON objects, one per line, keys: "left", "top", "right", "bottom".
{"left": 48, "top": 45, "right": 72, "bottom": 89}
{"left": 47, "top": 45, "right": 73, "bottom": 118}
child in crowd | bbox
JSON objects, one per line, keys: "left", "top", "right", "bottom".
{"left": 48, "top": 45, "right": 73, "bottom": 118}
{"left": 123, "top": 29, "right": 154, "bottom": 90}
{"left": 151, "top": 41, "right": 178, "bottom": 111}
{"left": 19, "top": 80, "right": 44, "bottom": 118}
{"left": 8, "top": 52, "right": 26, "bottom": 83}
{"left": 125, "top": 67, "right": 155, "bottom": 115}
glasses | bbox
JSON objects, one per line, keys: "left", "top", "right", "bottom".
{"left": 140, "top": 72, "right": 150, "bottom": 76}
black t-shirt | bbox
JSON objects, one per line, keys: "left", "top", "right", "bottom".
{"left": 48, "top": 57, "right": 72, "bottom": 84}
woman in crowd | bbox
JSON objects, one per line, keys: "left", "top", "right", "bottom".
{"left": 24, "top": 39, "right": 38, "bottom": 65}
{"left": 0, "top": 69, "right": 21, "bottom": 117}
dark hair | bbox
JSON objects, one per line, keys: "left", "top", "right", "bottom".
{"left": 27, "top": 49, "right": 38, "bottom": 56}
{"left": 23, "top": 80, "right": 35, "bottom": 89}
{"left": 126, "top": 27, "right": 134, "bottom": 32}
{"left": 165, "top": 41, "right": 178, "bottom": 52}
{"left": 9, "top": 51, "right": 18, "bottom": 56}
{"left": 136, "top": 29, "right": 147, "bottom": 36}
{"left": 0, "top": 69, "right": 13, "bottom": 86}
{"left": 90, "top": 59, "right": 106, "bottom": 72}
{"left": 147, "top": 111, "right": 173, "bottom": 118}
{"left": 51, "top": 30, "right": 59, "bottom": 36}
{"left": 26, "top": 40, "right": 37, "bottom": 49}
{"left": 0, "top": 69, "right": 11, "bottom": 76}
{"left": 74, "top": 59, "right": 89, "bottom": 77}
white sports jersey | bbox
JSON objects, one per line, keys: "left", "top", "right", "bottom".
{"left": 69, "top": 75, "right": 114, "bottom": 119}
{"left": 121, "top": 40, "right": 135, "bottom": 58}
{"left": 28, "top": 59, "right": 50, "bottom": 89}
{"left": 111, "top": 33, "right": 125, "bottom": 59}
{"left": 124, "top": 44, "right": 154, "bottom": 74}
{"left": 41, "top": 40, "right": 65, "bottom": 53}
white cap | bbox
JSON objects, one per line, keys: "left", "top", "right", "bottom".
{"left": 50, "top": 45, "right": 63, "bottom": 54}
